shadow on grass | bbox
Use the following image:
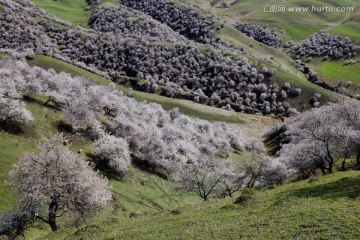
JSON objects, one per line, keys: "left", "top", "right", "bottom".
{"left": 0, "top": 121, "right": 25, "bottom": 135}
{"left": 132, "top": 157, "right": 168, "bottom": 180}
{"left": 23, "top": 96, "right": 58, "bottom": 111}
{"left": 0, "top": 121, "right": 37, "bottom": 138}
{"left": 288, "top": 176, "right": 360, "bottom": 199}
{"left": 54, "top": 120, "right": 73, "bottom": 133}
{"left": 86, "top": 153, "right": 124, "bottom": 181}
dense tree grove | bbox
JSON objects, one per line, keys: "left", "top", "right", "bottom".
{"left": 89, "top": 3, "right": 240, "bottom": 59}
{"left": 233, "top": 22, "right": 282, "bottom": 48}
{"left": 0, "top": 0, "right": 301, "bottom": 116}
{"left": 121, "top": 0, "right": 215, "bottom": 43}
{"left": 0, "top": 0, "right": 62, "bottom": 54}
{"left": 266, "top": 101, "right": 360, "bottom": 178}
{"left": 89, "top": 5, "right": 186, "bottom": 42}
{"left": 293, "top": 32, "right": 359, "bottom": 59}
{"left": 293, "top": 59, "right": 355, "bottom": 98}
{"left": 50, "top": 30, "right": 286, "bottom": 114}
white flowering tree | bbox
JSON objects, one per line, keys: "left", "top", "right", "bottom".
{"left": 7, "top": 134, "right": 112, "bottom": 232}
{"left": 92, "top": 134, "right": 131, "bottom": 177}
{"left": 0, "top": 98, "right": 33, "bottom": 126}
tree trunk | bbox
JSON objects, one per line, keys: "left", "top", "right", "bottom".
{"left": 341, "top": 160, "right": 346, "bottom": 171}
{"left": 319, "top": 163, "right": 326, "bottom": 175}
{"left": 357, "top": 149, "right": 360, "bottom": 167}
{"left": 227, "top": 189, "right": 233, "bottom": 198}
{"left": 328, "top": 162, "right": 333, "bottom": 174}
{"left": 48, "top": 198, "right": 58, "bottom": 231}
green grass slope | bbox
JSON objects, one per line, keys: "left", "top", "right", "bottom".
{"left": 43, "top": 170, "right": 360, "bottom": 239}
{"left": 306, "top": 58, "right": 360, "bottom": 95}
{"left": 187, "top": 0, "right": 359, "bottom": 43}
{"left": 328, "top": 22, "right": 360, "bottom": 43}
{"left": 31, "top": 0, "right": 91, "bottom": 27}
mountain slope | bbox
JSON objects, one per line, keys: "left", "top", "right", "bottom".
{"left": 24, "top": 0, "right": 338, "bottom": 113}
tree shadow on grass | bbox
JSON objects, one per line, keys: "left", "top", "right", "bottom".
{"left": 23, "top": 96, "right": 58, "bottom": 111}
{"left": 54, "top": 120, "right": 73, "bottom": 134}
{"left": 0, "top": 121, "right": 37, "bottom": 138}
{"left": 0, "top": 122, "right": 25, "bottom": 135}
{"left": 86, "top": 153, "right": 124, "bottom": 181}
{"left": 287, "top": 176, "right": 360, "bottom": 199}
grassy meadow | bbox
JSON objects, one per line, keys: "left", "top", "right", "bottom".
{"left": 31, "top": 0, "right": 91, "bottom": 27}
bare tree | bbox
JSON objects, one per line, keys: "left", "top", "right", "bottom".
{"left": 174, "top": 157, "right": 226, "bottom": 201}
{"left": 218, "top": 158, "right": 246, "bottom": 197}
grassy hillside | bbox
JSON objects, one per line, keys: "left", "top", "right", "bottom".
{"left": 1, "top": 1, "right": 360, "bottom": 239}
{"left": 328, "top": 22, "right": 360, "bottom": 43}
{"left": 0, "top": 58, "right": 198, "bottom": 236}
{"left": 31, "top": 0, "right": 91, "bottom": 27}
{"left": 306, "top": 58, "right": 360, "bottom": 95}
{"left": 186, "top": 0, "right": 360, "bottom": 91}
{"left": 39, "top": 170, "right": 360, "bottom": 239}
{"left": 187, "top": 0, "right": 359, "bottom": 51}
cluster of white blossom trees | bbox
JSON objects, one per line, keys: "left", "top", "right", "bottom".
{"left": 121, "top": 0, "right": 215, "bottom": 43}
{"left": 0, "top": 56, "right": 290, "bottom": 240}
{"left": 267, "top": 101, "right": 360, "bottom": 178}
{"left": 0, "top": 57, "right": 287, "bottom": 204}
{"left": 293, "top": 32, "right": 359, "bottom": 60}
{"left": 89, "top": 4, "right": 186, "bottom": 43}
{"left": 45, "top": 25, "right": 290, "bottom": 115}
{"left": 91, "top": 1, "right": 236, "bottom": 52}
{"left": 233, "top": 22, "right": 283, "bottom": 48}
